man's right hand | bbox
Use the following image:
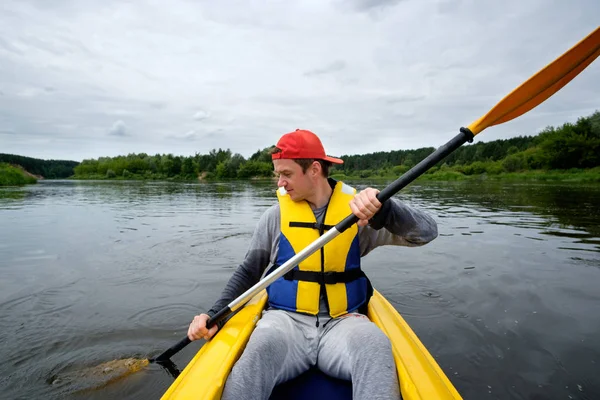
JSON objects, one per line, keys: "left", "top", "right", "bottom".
{"left": 187, "top": 313, "right": 219, "bottom": 341}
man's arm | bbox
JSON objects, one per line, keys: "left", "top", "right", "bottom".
{"left": 359, "top": 195, "right": 438, "bottom": 256}
{"left": 188, "top": 204, "right": 279, "bottom": 341}
{"left": 206, "top": 204, "right": 280, "bottom": 316}
{"left": 206, "top": 248, "right": 271, "bottom": 317}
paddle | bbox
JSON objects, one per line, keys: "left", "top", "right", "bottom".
{"left": 150, "top": 26, "right": 600, "bottom": 365}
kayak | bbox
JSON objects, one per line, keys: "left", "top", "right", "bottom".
{"left": 161, "top": 290, "right": 462, "bottom": 400}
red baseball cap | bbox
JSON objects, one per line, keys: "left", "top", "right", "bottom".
{"left": 272, "top": 129, "right": 343, "bottom": 164}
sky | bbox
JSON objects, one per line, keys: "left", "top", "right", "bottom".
{"left": 0, "top": 0, "right": 598, "bottom": 162}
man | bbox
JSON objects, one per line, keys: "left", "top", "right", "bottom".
{"left": 188, "top": 129, "right": 438, "bottom": 400}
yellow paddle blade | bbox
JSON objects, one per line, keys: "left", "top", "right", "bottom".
{"left": 50, "top": 358, "right": 149, "bottom": 393}
{"left": 468, "top": 26, "right": 600, "bottom": 136}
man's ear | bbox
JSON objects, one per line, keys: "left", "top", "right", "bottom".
{"left": 310, "top": 161, "right": 321, "bottom": 177}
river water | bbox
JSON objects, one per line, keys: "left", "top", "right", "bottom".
{"left": 0, "top": 179, "right": 599, "bottom": 399}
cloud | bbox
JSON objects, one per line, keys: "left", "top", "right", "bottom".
{"left": 172, "top": 130, "right": 199, "bottom": 140}
{"left": 436, "top": 0, "right": 462, "bottom": 14}
{"left": 344, "top": 0, "right": 406, "bottom": 12}
{"left": 0, "top": 36, "right": 24, "bottom": 55}
{"left": 304, "top": 60, "right": 347, "bottom": 77}
{"left": 108, "top": 120, "right": 127, "bottom": 137}
{"left": 383, "top": 94, "right": 427, "bottom": 104}
{"left": 193, "top": 110, "right": 209, "bottom": 121}
{"left": 16, "top": 87, "right": 48, "bottom": 98}
{"left": 166, "top": 129, "right": 225, "bottom": 141}
{"left": 304, "top": 60, "right": 346, "bottom": 76}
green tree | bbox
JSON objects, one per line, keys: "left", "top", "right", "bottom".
{"left": 250, "top": 147, "right": 275, "bottom": 163}
{"left": 237, "top": 161, "right": 273, "bottom": 178}
{"left": 502, "top": 154, "right": 526, "bottom": 172}
{"left": 182, "top": 157, "right": 196, "bottom": 176}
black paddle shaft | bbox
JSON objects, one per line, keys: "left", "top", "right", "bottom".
{"left": 152, "top": 127, "right": 474, "bottom": 364}
{"left": 336, "top": 127, "right": 474, "bottom": 233}
{"left": 151, "top": 308, "right": 227, "bottom": 363}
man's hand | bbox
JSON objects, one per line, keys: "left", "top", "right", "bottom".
{"left": 349, "top": 187, "right": 382, "bottom": 227}
{"left": 187, "top": 313, "right": 219, "bottom": 341}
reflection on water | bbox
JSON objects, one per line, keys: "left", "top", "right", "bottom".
{"left": 0, "top": 179, "right": 599, "bottom": 399}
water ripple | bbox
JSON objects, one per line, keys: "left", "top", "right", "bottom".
{"left": 128, "top": 303, "right": 200, "bottom": 330}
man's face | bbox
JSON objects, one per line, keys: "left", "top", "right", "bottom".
{"left": 273, "top": 159, "right": 314, "bottom": 202}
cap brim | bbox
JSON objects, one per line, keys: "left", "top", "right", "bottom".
{"left": 323, "top": 156, "right": 344, "bottom": 164}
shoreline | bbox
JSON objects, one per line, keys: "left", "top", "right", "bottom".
{"left": 64, "top": 168, "right": 600, "bottom": 184}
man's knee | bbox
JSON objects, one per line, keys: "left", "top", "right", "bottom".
{"left": 247, "top": 325, "right": 290, "bottom": 360}
{"left": 349, "top": 323, "right": 393, "bottom": 358}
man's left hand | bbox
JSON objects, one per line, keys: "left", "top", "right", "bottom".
{"left": 350, "top": 187, "right": 382, "bottom": 227}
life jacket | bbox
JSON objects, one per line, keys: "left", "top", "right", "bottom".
{"left": 266, "top": 180, "right": 368, "bottom": 318}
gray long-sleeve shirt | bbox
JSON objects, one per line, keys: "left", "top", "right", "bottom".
{"left": 207, "top": 185, "right": 438, "bottom": 318}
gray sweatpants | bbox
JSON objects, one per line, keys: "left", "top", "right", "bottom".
{"left": 221, "top": 309, "right": 401, "bottom": 400}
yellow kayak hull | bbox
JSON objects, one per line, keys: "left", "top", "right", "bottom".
{"left": 161, "top": 290, "right": 462, "bottom": 400}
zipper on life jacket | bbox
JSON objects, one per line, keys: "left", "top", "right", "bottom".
{"left": 319, "top": 207, "right": 330, "bottom": 318}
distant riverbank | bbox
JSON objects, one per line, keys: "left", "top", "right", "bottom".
{"left": 0, "top": 163, "right": 38, "bottom": 186}
{"left": 68, "top": 167, "right": 600, "bottom": 183}
{"left": 333, "top": 167, "right": 600, "bottom": 183}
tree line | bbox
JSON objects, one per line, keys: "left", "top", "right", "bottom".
{"left": 72, "top": 148, "right": 275, "bottom": 180}
{"left": 3, "top": 111, "right": 598, "bottom": 182}
{"left": 0, "top": 154, "right": 79, "bottom": 179}
{"left": 336, "top": 110, "right": 600, "bottom": 179}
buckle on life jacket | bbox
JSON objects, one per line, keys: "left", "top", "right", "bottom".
{"left": 289, "top": 221, "right": 334, "bottom": 231}
{"left": 283, "top": 269, "right": 365, "bottom": 285}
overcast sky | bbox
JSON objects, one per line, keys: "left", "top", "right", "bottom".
{"left": 0, "top": 0, "right": 598, "bottom": 162}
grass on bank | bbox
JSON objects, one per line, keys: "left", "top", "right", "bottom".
{"left": 71, "top": 168, "right": 600, "bottom": 183}
{"left": 331, "top": 166, "right": 600, "bottom": 183}
{"left": 0, "top": 163, "right": 37, "bottom": 186}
